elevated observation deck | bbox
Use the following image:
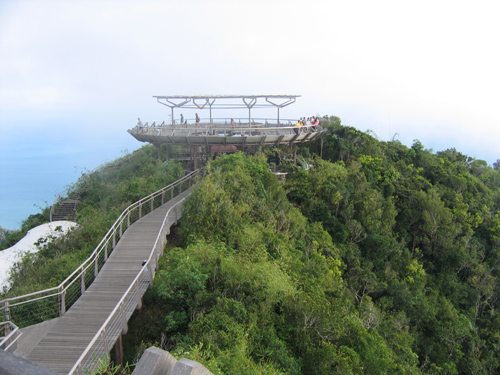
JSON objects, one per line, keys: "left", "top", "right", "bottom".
{"left": 128, "top": 95, "right": 325, "bottom": 149}
{"left": 128, "top": 120, "right": 323, "bottom": 147}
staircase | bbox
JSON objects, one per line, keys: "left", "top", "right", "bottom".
{"left": 50, "top": 189, "right": 86, "bottom": 222}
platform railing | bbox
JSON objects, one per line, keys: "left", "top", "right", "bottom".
{"left": 68, "top": 193, "right": 190, "bottom": 375}
{"left": 132, "top": 121, "right": 323, "bottom": 138}
{"left": 137, "top": 117, "right": 307, "bottom": 128}
{"left": 0, "top": 321, "right": 21, "bottom": 352}
{"left": 0, "top": 170, "right": 200, "bottom": 329}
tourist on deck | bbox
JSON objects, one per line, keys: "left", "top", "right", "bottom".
{"left": 231, "top": 118, "right": 235, "bottom": 129}
{"left": 294, "top": 119, "right": 302, "bottom": 135}
{"left": 137, "top": 118, "right": 143, "bottom": 126}
{"left": 195, "top": 113, "right": 200, "bottom": 128}
{"left": 312, "top": 117, "right": 319, "bottom": 132}
{"left": 306, "top": 117, "right": 312, "bottom": 132}
{"left": 180, "top": 114, "right": 184, "bottom": 127}
{"left": 275, "top": 151, "right": 281, "bottom": 165}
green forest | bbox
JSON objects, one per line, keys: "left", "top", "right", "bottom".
{"left": 3, "top": 116, "right": 500, "bottom": 374}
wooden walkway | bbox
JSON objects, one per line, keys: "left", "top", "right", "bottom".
{"left": 20, "top": 187, "right": 193, "bottom": 374}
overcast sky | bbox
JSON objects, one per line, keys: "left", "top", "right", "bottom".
{"left": 1, "top": 0, "right": 499, "bottom": 229}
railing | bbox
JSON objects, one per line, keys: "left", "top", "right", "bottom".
{"left": 1, "top": 170, "right": 200, "bottom": 329}
{"left": 139, "top": 117, "right": 298, "bottom": 127}
{"left": 0, "top": 321, "right": 21, "bottom": 352}
{"left": 68, "top": 192, "right": 190, "bottom": 374}
{"left": 132, "top": 121, "right": 323, "bottom": 138}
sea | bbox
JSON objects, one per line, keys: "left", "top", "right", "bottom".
{"left": 0, "top": 125, "right": 141, "bottom": 230}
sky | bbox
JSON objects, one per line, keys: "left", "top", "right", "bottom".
{"left": 1, "top": 0, "right": 499, "bottom": 230}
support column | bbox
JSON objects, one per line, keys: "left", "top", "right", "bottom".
{"left": 190, "top": 145, "right": 194, "bottom": 171}
{"left": 115, "top": 334, "right": 124, "bottom": 368}
{"left": 193, "top": 146, "right": 198, "bottom": 170}
{"left": 156, "top": 144, "right": 161, "bottom": 161}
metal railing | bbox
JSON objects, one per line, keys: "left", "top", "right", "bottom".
{"left": 0, "top": 321, "right": 21, "bottom": 352}
{"left": 1, "top": 170, "right": 200, "bottom": 329}
{"left": 68, "top": 191, "right": 191, "bottom": 374}
{"left": 139, "top": 117, "right": 298, "bottom": 127}
{"left": 132, "top": 121, "right": 323, "bottom": 138}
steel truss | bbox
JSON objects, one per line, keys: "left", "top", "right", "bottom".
{"left": 153, "top": 95, "right": 300, "bottom": 126}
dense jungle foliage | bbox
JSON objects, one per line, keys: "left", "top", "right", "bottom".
{"left": 123, "top": 118, "right": 500, "bottom": 374}
{"left": 3, "top": 117, "right": 500, "bottom": 374}
{"left": 0, "top": 145, "right": 183, "bottom": 296}
{"left": 0, "top": 227, "right": 14, "bottom": 245}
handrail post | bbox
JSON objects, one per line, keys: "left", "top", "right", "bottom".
{"left": 4, "top": 321, "right": 11, "bottom": 336}
{"left": 155, "top": 250, "right": 160, "bottom": 271}
{"left": 171, "top": 187, "right": 174, "bottom": 200}
{"left": 119, "top": 221, "right": 123, "bottom": 237}
{"left": 149, "top": 264, "right": 154, "bottom": 288}
{"left": 150, "top": 197, "right": 154, "bottom": 212}
{"left": 135, "top": 280, "right": 142, "bottom": 309}
{"left": 81, "top": 271, "right": 86, "bottom": 294}
{"left": 112, "top": 230, "right": 116, "bottom": 249}
{"left": 61, "top": 289, "right": 66, "bottom": 316}
{"left": 4, "top": 301, "right": 10, "bottom": 322}
{"left": 139, "top": 204, "right": 142, "bottom": 219}
{"left": 94, "top": 257, "right": 99, "bottom": 277}
{"left": 120, "top": 302, "right": 128, "bottom": 335}
{"left": 161, "top": 191, "right": 165, "bottom": 205}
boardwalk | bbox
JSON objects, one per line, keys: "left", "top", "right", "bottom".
{"left": 20, "top": 187, "right": 193, "bottom": 374}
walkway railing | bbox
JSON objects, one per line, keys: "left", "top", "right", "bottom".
{"left": 68, "top": 191, "right": 191, "bottom": 374}
{"left": 0, "top": 321, "right": 21, "bottom": 351}
{"left": 0, "top": 170, "right": 200, "bottom": 329}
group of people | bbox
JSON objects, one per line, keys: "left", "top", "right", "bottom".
{"left": 179, "top": 113, "right": 200, "bottom": 127}
{"left": 294, "top": 116, "right": 320, "bottom": 134}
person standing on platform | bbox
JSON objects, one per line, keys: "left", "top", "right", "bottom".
{"left": 294, "top": 119, "right": 302, "bottom": 135}
{"left": 195, "top": 113, "right": 200, "bottom": 128}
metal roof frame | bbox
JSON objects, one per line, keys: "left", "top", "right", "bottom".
{"left": 153, "top": 95, "right": 300, "bottom": 126}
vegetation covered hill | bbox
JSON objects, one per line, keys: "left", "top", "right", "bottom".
{"left": 3, "top": 117, "right": 500, "bottom": 374}
{"left": 124, "top": 118, "right": 500, "bottom": 374}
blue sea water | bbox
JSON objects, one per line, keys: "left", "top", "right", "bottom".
{"left": 0, "top": 124, "right": 141, "bottom": 230}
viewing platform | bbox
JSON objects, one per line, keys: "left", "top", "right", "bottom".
{"left": 128, "top": 95, "right": 325, "bottom": 166}
{"left": 128, "top": 119, "right": 323, "bottom": 147}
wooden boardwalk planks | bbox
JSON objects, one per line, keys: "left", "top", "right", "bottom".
{"left": 22, "top": 187, "right": 193, "bottom": 374}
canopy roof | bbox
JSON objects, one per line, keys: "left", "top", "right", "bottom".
{"left": 153, "top": 95, "right": 300, "bottom": 109}
{"left": 153, "top": 95, "right": 301, "bottom": 125}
